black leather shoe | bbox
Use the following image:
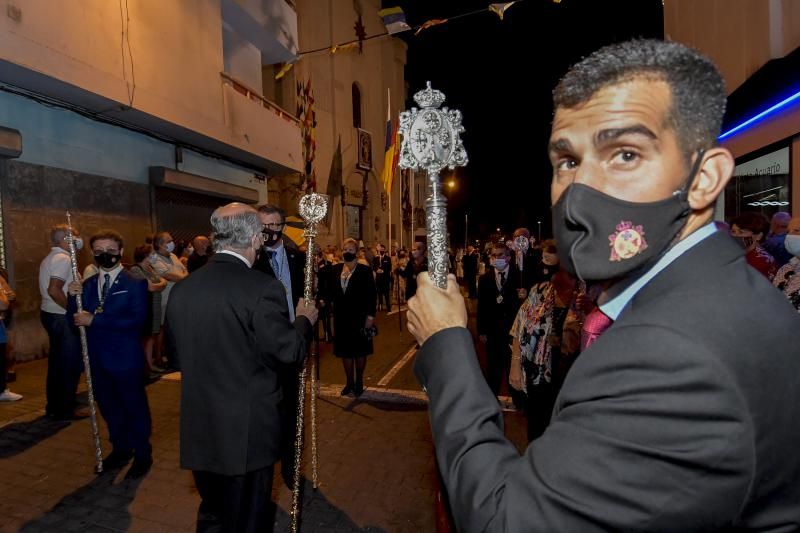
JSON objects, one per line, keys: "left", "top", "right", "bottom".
{"left": 101, "top": 450, "right": 134, "bottom": 472}
{"left": 354, "top": 383, "right": 364, "bottom": 397}
{"left": 124, "top": 456, "right": 153, "bottom": 480}
{"left": 340, "top": 385, "right": 354, "bottom": 396}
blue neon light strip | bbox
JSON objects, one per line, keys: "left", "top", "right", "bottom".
{"left": 718, "top": 89, "right": 800, "bottom": 140}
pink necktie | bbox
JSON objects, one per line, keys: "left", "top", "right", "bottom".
{"left": 581, "top": 308, "right": 614, "bottom": 351}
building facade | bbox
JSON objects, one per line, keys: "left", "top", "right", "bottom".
{"left": 0, "top": 0, "right": 301, "bottom": 358}
{"left": 665, "top": 0, "right": 800, "bottom": 221}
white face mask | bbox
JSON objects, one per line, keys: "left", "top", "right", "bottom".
{"left": 74, "top": 237, "right": 84, "bottom": 251}
{"left": 186, "top": 246, "right": 195, "bottom": 255}
{"left": 784, "top": 234, "right": 800, "bottom": 257}
{"left": 493, "top": 258, "right": 508, "bottom": 270}
{"left": 165, "top": 241, "right": 175, "bottom": 253}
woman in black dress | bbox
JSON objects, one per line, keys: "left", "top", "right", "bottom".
{"left": 322, "top": 238, "right": 376, "bottom": 396}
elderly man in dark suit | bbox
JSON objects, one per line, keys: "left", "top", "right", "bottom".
{"left": 253, "top": 203, "right": 307, "bottom": 488}
{"left": 407, "top": 39, "right": 800, "bottom": 531}
{"left": 167, "top": 203, "right": 318, "bottom": 533}
{"left": 68, "top": 229, "right": 152, "bottom": 479}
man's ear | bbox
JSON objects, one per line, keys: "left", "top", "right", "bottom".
{"left": 688, "top": 147, "right": 735, "bottom": 211}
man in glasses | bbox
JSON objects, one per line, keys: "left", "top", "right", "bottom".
{"left": 253, "top": 203, "right": 307, "bottom": 489}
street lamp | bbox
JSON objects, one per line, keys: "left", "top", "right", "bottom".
{"left": 537, "top": 220, "right": 542, "bottom": 243}
{"left": 447, "top": 179, "right": 456, "bottom": 189}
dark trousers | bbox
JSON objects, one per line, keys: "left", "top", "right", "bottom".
{"left": 376, "top": 285, "right": 391, "bottom": 311}
{"left": 92, "top": 363, "right": 152, "bottom": 459}
{"left": 40, "top": 311, "right": 82, "bottom": 418}
{"left": 525, "top": 379, "right": 557, "bottom": 442}
{"left": 485, "top": 336, "right": 511, "bottom": 397}
{"left": 193, "top": 465, "right": 276, "bottom": 533}
{"left": 465, "top": 274, "right": 477, "bottom": 298}
{"left": 277, "top": 366, "right": 299, "bottom": 483}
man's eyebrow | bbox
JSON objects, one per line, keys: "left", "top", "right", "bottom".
{"left": 547, "top": 138, "right": 573, "bottom": 154}
{"left": 595, "top": 125, "right": 657, "bottom": 146}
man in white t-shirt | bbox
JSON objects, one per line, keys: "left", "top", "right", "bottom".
{"left": 150, "top": 232, "right": 187, "bottom": 369}
{"left": 39, "top": 224, "right": 84, "bottom": 420}
{"left": 150, "top": 232, "right": 188, "bottom": 319}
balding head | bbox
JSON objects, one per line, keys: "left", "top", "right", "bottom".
{"left": 770, "top": 212, "right": 791, "bottom": 236}
{"left": 191, "top": 235, "right": 211, "bottom": 255}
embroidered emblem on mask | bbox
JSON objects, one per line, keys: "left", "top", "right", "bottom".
{"left": 609, "top": 221, "right": 648, "bottom": 261}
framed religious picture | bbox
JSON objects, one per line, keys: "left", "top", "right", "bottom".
{"left": 345, "top": 205, "right": 362, "bottom": 239}
{"left": 357, "top": 128, "right": 373, "bottom": 170}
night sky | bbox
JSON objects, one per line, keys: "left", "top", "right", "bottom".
{"left": 383, "top": 0, "right": 663, "bottom": 244}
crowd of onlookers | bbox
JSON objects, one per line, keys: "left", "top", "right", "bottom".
{"left": 460, "top": 212, "right": 800, "bottom": 443}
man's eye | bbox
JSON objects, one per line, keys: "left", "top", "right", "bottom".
{"left": 614, "top": 150, "right": 639, "bottom": 163}
{"left": 557, "top": 158, "right": 577, "bottom": 170}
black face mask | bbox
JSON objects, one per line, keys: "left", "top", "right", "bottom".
{"left": 552, "top": 150, "right": 704, "bottom": 282}
{"left": 95, "top": 252, "right": 121, "bottom": 269}
{"left": 343, "top": 252, "right": 357, "bottom": 262}
{"left": 262, "top": 229, "right": 282, "bottom": 248}
{"left": 542, "top": 262, "right": 560, "bottom": 276}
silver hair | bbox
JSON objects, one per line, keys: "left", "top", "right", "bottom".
{"left": 210, "top": 208, "right": 261, "bottom": 251}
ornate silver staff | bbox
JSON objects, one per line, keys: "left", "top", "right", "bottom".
{"left": 514, "top": 235, "right": 530, "bottom": 289}
{"left": 399, "top": 82, "right": 468, "bottom": 289}
{"left": 290, "top": 192, "right": 327, "bottom": 532}
{"left": 65, "top": 212, "right": 104, "bottom": 473}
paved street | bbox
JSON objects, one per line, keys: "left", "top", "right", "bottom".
{"left": 0, "top": 301, "right": 527, "bottom": 532}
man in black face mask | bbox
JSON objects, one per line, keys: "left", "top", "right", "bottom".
{"left": 67, "top": 230, "right": 153, "bottom": 479}
{"left": 405, "top": 39, "right": 800, "bottom": 531}
{"left": 252, "top": 203, "right": 307, "bottom": 488}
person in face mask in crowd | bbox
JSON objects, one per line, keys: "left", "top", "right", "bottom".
{"left": 508, "top": 240, "right": 592, "bottom": 441}
{"left": 319, "top": 238, "right": 376, "bottom": 396}
{"left": 68, "top": 230, "right": 153, "bottom": 479}
{"left": 405, "top": 39, "right": 800, "bottom": 531}
{"left": 762, "top": 211, "right": 793, "bottom": 267}
{"left": 773, "top": 216, "right": 800, "bottom": 311}
{"left": 39, "top": 224, "right": 84, "bottom": 419}
{"left": 477, "top": 242, "right": 524, "bottom": 402}
{"left": 730, "top": 211, "right": 777, "bottom": 281}
{"left": 252, "top": 203, "right": 307, "bottom": 488}
{"left": 372, "top": 243, "right": 393, "bottom": 311}
{"left": 150, "top": 231, "right": 188, "bottom": 371}
{"left": 398, "top": 241, "right": 428, "bottom": 300}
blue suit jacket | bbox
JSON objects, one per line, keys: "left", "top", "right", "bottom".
{"left": 68, "top": 268, "right": 148, "bottom": 371}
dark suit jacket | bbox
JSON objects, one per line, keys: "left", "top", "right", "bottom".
{"left": 321, "top": 262, "right": 376, "bottom": 357}
{"left": 252, "top": 240, "right": 306, "bottom": 308}
{"left": 477, "top": 267, "right": 522, "bottom": 340}
{"left": 372, "top": 254, "right": 392, "bottom": 290}
{"left": 68, "top": 269, "right": 148, "bottom": 371}
{"left": 415, "top": 231, "right": 800, "bottom": 531}
{"left": 166, "top": 253, "right": 312, "bottom": 476}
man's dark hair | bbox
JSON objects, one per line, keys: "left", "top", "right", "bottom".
{"left": 257, "top": 204, "right": 286, "bottom": 222}
{"left": 553, "top": 39, "right": 726, "bottom": 159}
{"left": 90, "top": 230, "right": 124, "bottom": 250}
{"left": 492, "top": 242, "right": 511, "bottom": 258}
{"left": 732, "top": 212, "right": 770, "bottom": 240}
{"left": 153, "top": 231, "right": 170, "bottom": 249}
{"left": 134, "top": 244, "right": 153, "bottom": 263}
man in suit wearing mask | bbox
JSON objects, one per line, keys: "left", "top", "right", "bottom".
{"left": 168, "top": 203, "right": 317, "bottom": 532}
{"left": 406, "top": 39, "right": 800, "bottom": 531}
{"left": 253, "top": 203, "right": 307, "bottom": 489}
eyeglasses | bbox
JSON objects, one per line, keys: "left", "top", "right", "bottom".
{"left": 263, "top": 223, "right": 285, "bottom": 230}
